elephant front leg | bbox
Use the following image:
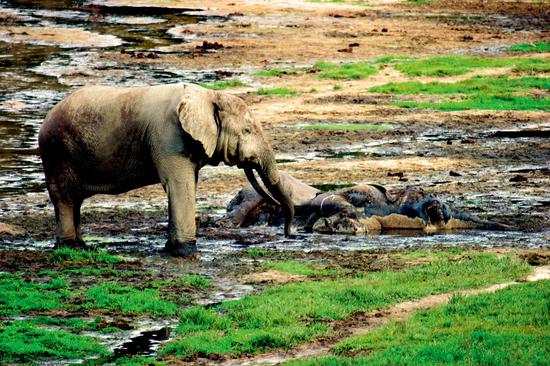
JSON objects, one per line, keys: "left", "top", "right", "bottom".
{"left": 158, "top": 158, "right": 199, "bottom": 257}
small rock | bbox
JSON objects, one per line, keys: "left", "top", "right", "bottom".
{"left": 349, "top": 42, "right": 360, "bottom": 47}
{"left": 449, "top": 171, "right": 463, "bottom": 177}
{"left": 461, "top": 35, "right": 474, "bottom": 41}
{"left": 399, "top": 176, "right": 408, "bottom": 182}
{"left": 228, "top": 12, "right": 244, "bottom": 16}
{"left": 509, "top": 174, "right": 528, "bottom": 182}
{"left": 461, "top": 137, "right": 476, "bottom": 144}
{"left": 388, "top": 171, "right": 404, "bottom": 178}
{"left": 146, "top": 52, "right": 158, "bottom": 59}
{"left": 0, "top": 222, "right": 26, "bottom": 236}
{"left": 446, "top": 139, "right": 453, "bottom": 145}
{"left": 338, "top": 47, "right": 353, "bottom": 53}
{"left": 381, "top": 28, "right": 388, "bottom": 32}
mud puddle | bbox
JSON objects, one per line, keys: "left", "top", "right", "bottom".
{"left": 0, "top": 1, "right": 229, "bottom": 198}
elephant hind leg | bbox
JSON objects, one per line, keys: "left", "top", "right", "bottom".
{"left": 46, "top": 176, "right": 86, "bottom": 248}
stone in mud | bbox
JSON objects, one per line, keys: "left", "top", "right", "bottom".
{"left": 0, "top": 222, "right": 26, "bottom": 236}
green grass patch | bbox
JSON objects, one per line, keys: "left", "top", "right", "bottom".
{"left": 290, "top": 281, "right": 550, "bottom": 366}
{"left": 509, "top": 41, "right": 550, "bottom": 53}
{"left": 0, "top": 321, "right": 107, "bottom": 363}
{"left": 257, "top": 87, "right": 299, "bottom": 96}
{"left": 244, "top": 248, "right": 270, "bottom": 257}
{"left": 115, "top": 357, "right": 167, "bottom": 366}
{"left": 395, "top": 94, "right": 550, "bottom": 111}
{"left": 83, "top": 282, "right": 179, "bottom": 317}
{"left": 369, "top": 75, "right": 549, "bottom": 94}
{"left": 333, "top": 84, "right": 343, "bottom": 90}
{"left": 253, "top": 68, "right": 304, "bottom": 77}
{"left": 394, "top": 56, "right": 549, "bottom": 76}
{"left": 153, "top": 274, "right": 212, "bottom": 289}
{"left": 315, "top": 61, "right": 378, "bottom": 79}
{"left": 372, "top": 55, "right": 416, "bottom": 64}
{"left": 198, "top": 79, "right": 245, "bottom": 90}
{"left": 51, "top": 247, "right": 123, "bottom": 264}
{"left": 0, "top": 273, "right": 68, "bottom": 315}
{"left": 302, "top": 123, "right": 393, "bottom": 131}
{"left": 263, "top": 260, "right": 340, "bottom": 277}
{"left": 161, "top": 254, "right": 529, "bottom": 359}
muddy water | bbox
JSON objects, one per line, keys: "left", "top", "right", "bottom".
{"left": 0, "top": 0, "right": 221, "bottom": 198}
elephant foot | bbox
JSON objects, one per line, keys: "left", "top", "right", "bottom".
{"left": 54, "top": 238, "right": 87, "bottom": 249}
{"left": 164, "top": 240, "right": 199, "bottom": 258}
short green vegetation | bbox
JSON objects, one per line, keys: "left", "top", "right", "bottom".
{"left": 0, "top": 273, "right": 68, "bottom": 315}
{"left": 372, "top": 55, "right": 416, "bottom": 64}
{"left": 114, "top": 357, "right": 167, "bottom": 366}
{"left": 84, "top": 282, "right": 179, "bottom": 317}
{"left": 509, "top": 41, "right": 550, "bottom": 53}
{"left": 257, "top": 87, "right": 300, "bottom": 96}
{"left": 394, "top": 56, "right": 549, "bottom": 76}
{"left": 254, "top": 68, "right": 304, "bottom": 77}
{"left": 198, "top": 79, "right": 245, "bottom": 90}
{"left": 244, "top": 248, "right": 270, "bottom": 257}
{"left": 315, "top": 61, "right": 378, "bottom": 79}
{"left": 50, "top": 247, "right": 123, "bottom": 264}
{"left": 286, "top": 281, "right": 549, "bottom": 365}
{"left": 371, "top": 75, "right": 550, "bottom": 111}
{"left": 263, "top": 260, "right": 340, "bottom": 277}
{"left": 333, "top": 84, "right": 343, "bottom": 90}
{"left": 0, "top": 321, "right": 107, "bottom": 363}
{"left": 396, "top": 95, "right": 550, "bottom": 111}
{"left": 153, "top": 274, "right": 212, "bottom": 289}
{"left": 370, "top": 75, "right": 549, "bottom": 95}
{"left": 161, "top": 254, "right": 529, "bottom": 359}
{"left": 302, "top": 123, "right": 393, "bottom": 131}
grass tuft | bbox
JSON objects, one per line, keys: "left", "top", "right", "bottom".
{"left": 84, "top": 282, "right": 179, "bottom": 316}
{"left": 315, "top": 61, "right": 378, "bottom": 79}
{"left": 509, "top": 41, "right": 550, "bottom": 53}
{"left": 0, "top": 321, "right": 107, "bottom": 363}
{"left": 198, "top": 79, "right": 245, "bottom": 90}
{"left": 51, "top": 247, "right": 122, "bottom": 264}
{"left": 395, "top": 94, "right": 550, "bottom": 111}
{"left": 394, "top": 56, "right": 549, "bottom": 76}
{"left": 263, "top": 260, "right": 340, "bottom": 277}
{"left": 257, "top": 87, "right": 299, "bottom": 96}
{"left": 0, "top": 273, "right": 68, "bottom": 315}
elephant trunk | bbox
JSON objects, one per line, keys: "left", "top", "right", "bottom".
{"left": 244, "top": 156, "right": 294, "bottom": 237}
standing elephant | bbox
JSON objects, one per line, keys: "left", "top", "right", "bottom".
{"left": 39, "top": 83, "right": 294, "bottom": 256}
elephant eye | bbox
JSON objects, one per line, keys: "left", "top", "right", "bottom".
{"left": 243, "top": 127, "right": 252, "bottom": 134}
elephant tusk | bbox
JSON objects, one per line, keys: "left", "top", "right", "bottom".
{"left": 245, "top": 168, "right": 280, "bottom": 206}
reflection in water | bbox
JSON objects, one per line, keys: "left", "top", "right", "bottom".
{"left": 0, "top": 1, "right": 218, "bottom": 197}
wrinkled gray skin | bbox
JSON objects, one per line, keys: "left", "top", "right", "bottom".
{"left": 39, "top": 83, "right": 294, "bottom": 256}
{"left": 225, "top": 172, "right": 511, "bottom": 233}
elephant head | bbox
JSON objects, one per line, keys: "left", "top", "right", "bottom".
{"left": 177, "top": 84, "right": 294, "bottom": 236}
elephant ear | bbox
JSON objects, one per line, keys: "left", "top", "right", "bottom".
{"left": 177, "top": 86, "right": 219, "bottom": 158}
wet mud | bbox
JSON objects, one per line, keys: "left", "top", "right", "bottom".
{"left": 0, "top": 0, "right": 548, "bottom": 363}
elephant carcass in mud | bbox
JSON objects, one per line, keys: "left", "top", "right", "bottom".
{"left": 223, "top": 172, "right": 512, "bottom": 235}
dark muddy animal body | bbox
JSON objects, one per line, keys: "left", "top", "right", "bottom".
{"left": 224, "top": 172, "right": 512, "bottom": 234}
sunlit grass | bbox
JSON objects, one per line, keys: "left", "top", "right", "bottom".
{"left": 394, "top": 56, "right": 549, "bottom": 76}
{"left": 161, "top": 254, "right": 530, "bottom": 359}
{"left": 509, "top": 41, "right": 550, "bottom": 53}
{"left": 263, "top": 260, "right": 341, "bottom": 277}
{"left": 257, "top": 87, "right": 300, "bottom": 96}
{"left": 0, "top": 273, "right": 68, "bottom": 315}
{"left": 0, "top": 321, "right": 107, "bottom": 363}
{"left": 285, "top": 281, "right": 549, "bottom": 365}
{"left": 395, "top": 94, "right": 550, "bottom": 111}
{"left": 83, "top": 282, "right": 179, "bottom": 317}
{"left": 315, "top": 61, "right": 378, "bottom": 79}
{"left": 370, "top": 75, "right": 549, "bottom": 94}
{"left": 50, "top": 247, "right": 123, "bottom": 264}
{"left": 198, "top": 79, "right": 245, "bottom": 90}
